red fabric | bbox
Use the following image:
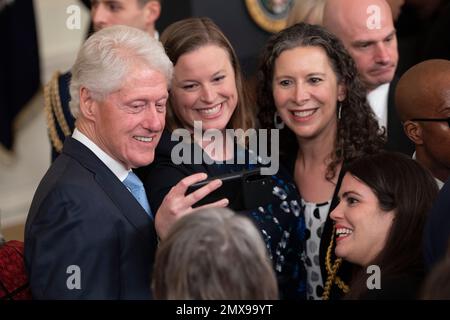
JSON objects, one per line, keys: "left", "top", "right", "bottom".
{"left": 0, "top": 240, "right": 32, "bottom": 300}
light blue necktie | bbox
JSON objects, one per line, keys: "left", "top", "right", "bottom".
{"left": 123, "top": 171, "right": 153, "bottom": 219}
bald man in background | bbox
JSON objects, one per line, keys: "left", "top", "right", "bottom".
{"left": 396, "top": 59, "right": 450, "bottom": 189}
{"left": 323, "top": 0, "right": 413, "bottom": 155}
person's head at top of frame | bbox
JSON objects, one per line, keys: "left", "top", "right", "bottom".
{"left": 90, "top": 0, "right": 162, "bottom": 38}
{"left": 257, "top": 22, "right": 384, "bottom": 181}
{"left": 395, "top": 59, "right": 450, "bottom": 184}
{"left": 152, "top": 207, "right": 279, "bottom": 300}
{"left": 330, "top": 152, "right": 438, "bottom": 299}
{"left": 323, "top": 0, "right": 398, "bottom": 92}
{"left": 69, "top": 25, "right": 173, "bottom": 170}
{"left": 160, "top": 17, "right": 255, "bottom": 149}
{"left": 285, "top": 0, "right": 326, "bottom": 27}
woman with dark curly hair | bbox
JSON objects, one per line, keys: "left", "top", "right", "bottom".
{"left": 257, "top": 22, "right": 385, "bottom": 299}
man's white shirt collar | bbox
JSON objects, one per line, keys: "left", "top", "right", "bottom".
{"left": 72, "top": 128, "right": 130, "bottom": 182}
{"left": 367, "top": 83, "right": 390, "bottom": 132}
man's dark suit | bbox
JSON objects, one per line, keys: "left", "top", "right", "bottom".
{"left": 424, "top": 177, "right": 450, "bottom": 269}
{"left": 25, "top": 137, "right": 157, "bottom": 299}
{"left": 386, "top": 79, "right": 414, "bottom": 156}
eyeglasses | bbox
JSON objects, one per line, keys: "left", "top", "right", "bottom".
{"left": 410, "top": 117, "right": 450, "bottom": 127}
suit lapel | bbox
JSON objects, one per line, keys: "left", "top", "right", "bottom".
{"left": 62, "top": 137, "right": 156, "bottom": 245}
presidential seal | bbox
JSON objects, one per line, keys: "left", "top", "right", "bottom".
{"left": 245, "top": 0, "right": 293, "bottom": 33}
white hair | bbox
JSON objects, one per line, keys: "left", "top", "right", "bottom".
{"left": 69, "top": 25, "right": 173, "bottom": 118}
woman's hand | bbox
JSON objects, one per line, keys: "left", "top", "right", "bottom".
{"left": 155, "top": 172, "right": 229, "bottom": 239}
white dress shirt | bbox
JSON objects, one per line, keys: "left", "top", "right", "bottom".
{"left": 72, "top": 128, "right": 130, "bottom": 182}
{"left": 367, "top": 83, "right": 390, "bottom": 133}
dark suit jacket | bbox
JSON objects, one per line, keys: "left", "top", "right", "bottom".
{"left": 386, "top": 79, "right": 414, "bottom": 156}
{"left": 25, "top": 137, "right": 157, "bottom": 299}
{"left": 424, "top": 177, "right": 450, "bottom": 269}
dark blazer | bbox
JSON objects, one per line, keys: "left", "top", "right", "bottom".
{"left": 424, "top": 177, "right": 450, "bottom": 269}
{"left": 25, "top": 137, "right": 157, "bottom": 299}
{"left": 386, "top": 79, "right": 414, "bottom": 156}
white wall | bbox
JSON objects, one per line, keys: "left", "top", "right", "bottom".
{"left": 33, "top": 0, "right": 90, "bottom": 83}
{"left": 0, "top": 1, "right": 90, "bottom": 230}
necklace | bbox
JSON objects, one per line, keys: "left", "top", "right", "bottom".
{"left": 322, "top": 225, "right": 350, "bottom": 300}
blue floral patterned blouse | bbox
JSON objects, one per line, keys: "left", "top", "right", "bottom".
{"left": 138, "top": 130, "right": 307, "bottom": 299}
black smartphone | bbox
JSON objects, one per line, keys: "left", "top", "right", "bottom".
{"left": 186, "top": 168, "right": 275, "bottom": 211}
